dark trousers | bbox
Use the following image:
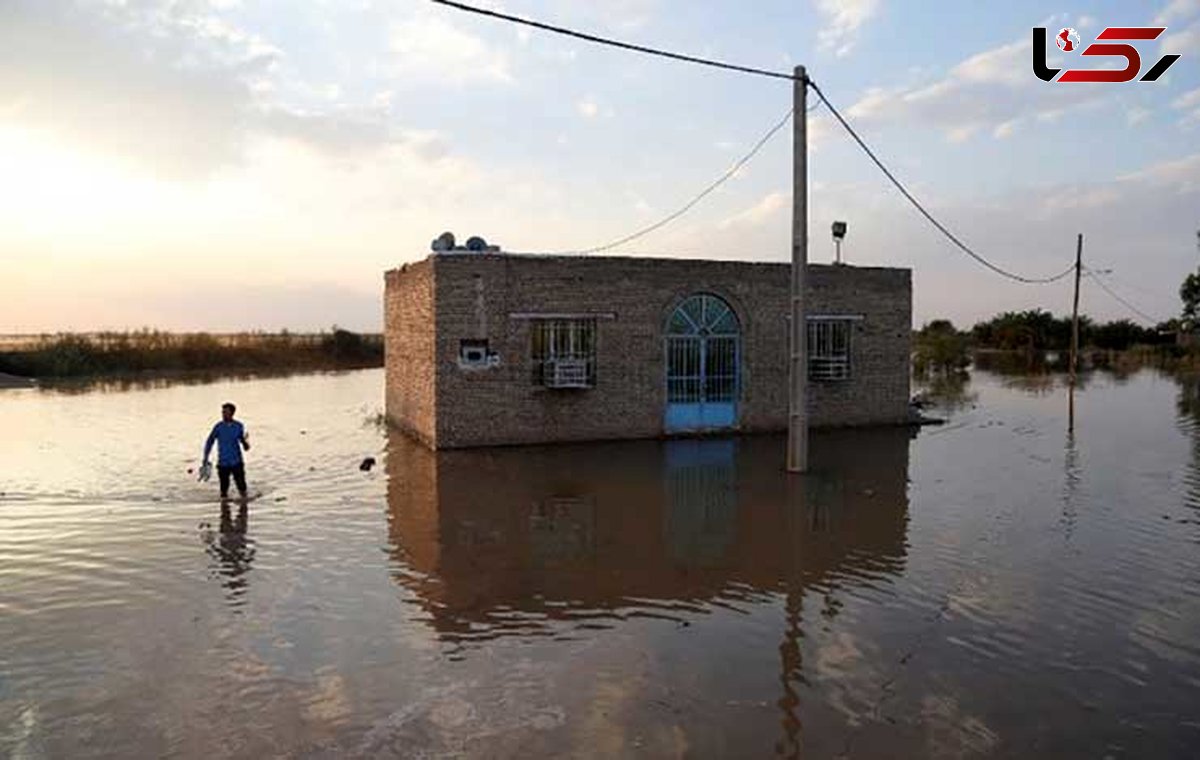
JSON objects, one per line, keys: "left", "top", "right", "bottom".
{"left": 217, "top": 464, "right": 247, "bottom": 497}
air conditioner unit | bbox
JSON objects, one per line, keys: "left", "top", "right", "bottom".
{"left": 544, "top": 359, "right": 590, "bottom": 388}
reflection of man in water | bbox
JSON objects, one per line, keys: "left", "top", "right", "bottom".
{"left": 203, "top": 402, "right": 251, "bottom": 499}
{"left": 205, "top": 501, "right": 255, "bottom": 602}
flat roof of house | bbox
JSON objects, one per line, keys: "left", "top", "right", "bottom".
{"left": 386, "top": 251, "right": 911, "bottom": 277}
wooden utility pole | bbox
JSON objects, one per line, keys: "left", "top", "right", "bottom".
{"left": 1069, "top": 233, "right": 1083, "bottom": 384}
{"left": 786, "top": 65, "right": 809, "bottom": 473}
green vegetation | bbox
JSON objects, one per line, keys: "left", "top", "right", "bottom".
{"left": 913, "top": 319, "right": 970, "bottom": 376}
{"left": 0, "top": 328, "right": 383, "bottom": 379}
{"left": 969, "top": 309, "right": 1176, "bottom": 352}
{"left": 1181, "top": 270, "right": 1200, "bottom": 326}
{"left": 913, "top": 309, "right": 1189, "bottom": 377}
{"left": 940, "top": 255, "right": 1200, "bottom": 373}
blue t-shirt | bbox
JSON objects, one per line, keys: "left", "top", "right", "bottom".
{"left": 204, "top": 420, "right": 246, "bottom": 466}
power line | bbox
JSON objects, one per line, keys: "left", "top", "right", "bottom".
{"left": 807, "top": 80, "right": 1076, "bottom": 285}
{"left": 429, "top": 0, "right": 803, "bottom": 82}
{"left": 1086, "top": 266, "right": 1161, "bottom": 300}
{"left": 1083, "top": 269, "right": 1163, "bottom": 324}
{"left": 432, "top": 0, "right": 1074, "bottom": 283}
{"left": 564, "top": 107, "right": 795, "bottom": 254}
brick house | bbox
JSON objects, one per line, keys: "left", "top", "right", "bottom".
{"left": 385, "top": 251, "right": 911, "bottom": 449}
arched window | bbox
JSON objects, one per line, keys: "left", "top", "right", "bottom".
{"left": 666, "top": 294, "right": 740, "bottom": 336}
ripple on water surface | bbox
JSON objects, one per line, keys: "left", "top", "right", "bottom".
{"left": 2, "top": 368, "right": 1200, "bottom": 757}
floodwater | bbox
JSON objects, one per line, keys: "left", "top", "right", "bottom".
{"left": 2, "top": 368, "right": 1199, "bottom": 758}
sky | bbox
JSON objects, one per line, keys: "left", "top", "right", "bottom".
{"left": 1, "top": 0, "right": 1198, "bottom": 332}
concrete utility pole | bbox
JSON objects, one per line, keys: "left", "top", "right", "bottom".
{"left": 787, "top": 65, "right": 809, "bottom": 473}
{"left": 1069, "top": 233, "right": 1083, "bottom": 385}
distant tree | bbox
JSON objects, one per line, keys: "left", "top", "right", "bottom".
{"left": 1183, "top": 272, "right": 1200, "bottom": 325}
{"left": 320, "top": 326, "right": 383, "bottom": 364}
{"left": 971, "top": 309, "right": 1062, "bottom": 351}
{"left": 1073, "top": 315, "right": 1095, "bottom": 348}
{"left": 323, "top": 327, "right": 364, "bottom": 359}
{"left": 922, "top": 319, "right": 957, "bottom": 336}
{"left": 914, "top": 320, "right": 970, "bottom": 375}
{"left": 1091, "top": 320, "right": 1151, "bottom": 350}
{"left": 1181, "top": 230, "right": 1200, "bottom": 326}
{"left": 1155, "top": 318, "right": 1181, "bottom": 336}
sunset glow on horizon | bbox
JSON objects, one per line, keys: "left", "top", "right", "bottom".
{"left": 3, "top": 0, "right": 1198, "bottom": 332}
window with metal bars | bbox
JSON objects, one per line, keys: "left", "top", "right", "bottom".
{"left": 808, "top": 319, "right": 852, "bottom": 381}
{"left": 530, "top": 319, "right": 597, "bottom": 388}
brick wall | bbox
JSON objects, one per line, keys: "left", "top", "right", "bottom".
{"left": 386, "top": 253, "right": 911, "bottom": 449}
{"left": 384, "top": 259, "right": 437, "bottom": 446}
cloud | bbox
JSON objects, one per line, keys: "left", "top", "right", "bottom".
{"left": 574, "top": 97, "right": 615, "bottom": 119}
{"left": 1173, "top": 88, "right": 1200, "bottom": 111}
{"left": 815, "top": 0, "right": 880, "bottom": 58}
{"left": 626, "top": 191, "right": 654, "bottom": 214}
{"left": 0, "top": 0, "right": 267, "bottom": 177}
{"left": 1127, "top": 106, "right": 1152, "bottom": 125}
{"left": 106, "top": 282, "right": 383, "bottom": 332}
{"left": 653, "top": 150, "right": 1200, "bottom": 326}
{"left": 1118, "top": 151, "right": 1200, "bottom": 191}
{"left": 577, "top": 98, "right": 600, "bottom": 118}
{"left": 388, "top": 10, "right": 513, "bottom": 85}
{"left": 547, "top": 0, "right": 660, "bottom": 31}
{"left": 1155, "top": 0, "right": 1200, "bottom": 25}
{"left": 992, "top": 119, "right": 1020, "bottom": 139}
{"left": 1172, "top": 87, "right": 1200, "bottom": 123}
{"left": 260, "top": 108, "right": 451, "bottom": 162}
{"left": 1161, "top": 22, "right": 1200, "bottom": 60}
{"left": 0, "top": 1, "right": 461, "bottom": 177}
{"left": 2, "top": 278, "right": 383, "bottom": 333}
{"left": 912, "top": 152, "right": 1200, "bottom": 322}
{"left": 718, "top": 192, "right": 787, "bottom": 229}
{"left": 842, "top": 35, "right": 1108, "bottom": 142}
{"left": 1040, "top": 185, "right": 1123, "bottom": 212}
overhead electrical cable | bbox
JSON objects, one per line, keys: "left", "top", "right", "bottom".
{"left": 431, "top": 0, "right": 1077, "bottom": 284}
{"left": 1084, "top": 269, "right": 1163, "bottom": 324}
{"left": 564, "top": 107, "right": 795, "bottom": 254}
{"left": 807, "top": 80, "right": 1076, "bottom": 285}
{"left": 429, "top": 0, "right": 803, "bottom": 82}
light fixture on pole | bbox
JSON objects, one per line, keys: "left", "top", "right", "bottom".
{"left": 831, "top": 221, "right": 847, "bottom": 265}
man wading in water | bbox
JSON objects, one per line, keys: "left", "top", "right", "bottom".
{"left": 202, "top": 402, "right": 251, "bottom": 499}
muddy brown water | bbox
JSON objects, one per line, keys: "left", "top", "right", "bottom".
{"left": 2, "top": 368, "right": 1198, "bottom": 758}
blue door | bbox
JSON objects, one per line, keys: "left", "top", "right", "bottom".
{"left": 665, "top": 294, "right": 740, "bottom": 433}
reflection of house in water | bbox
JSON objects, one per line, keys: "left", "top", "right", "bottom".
{"left": 1175, "top": 375, "right": 1200, "bottom": 518}
{"left": 663, "top": 440, "right": 738, "bottom": 567}
{"left": 385, "top": 427, "right": 911, "bottom": 642}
